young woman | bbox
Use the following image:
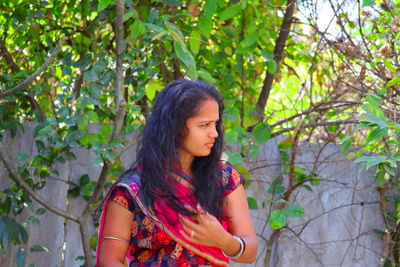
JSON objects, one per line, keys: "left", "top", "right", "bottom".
{"left": 97, "top": 79, "right": 258, "bottom": 266}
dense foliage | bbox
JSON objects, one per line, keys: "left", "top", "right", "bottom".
{"left": 0, "top": 0, "right": 399, "bottom": 266}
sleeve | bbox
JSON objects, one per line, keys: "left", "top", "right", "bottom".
{"left": 108, "top": 185, "right": 137, "bottom": 213}
{"left": 220, "top": 162, "right": 245, "bottom": 197}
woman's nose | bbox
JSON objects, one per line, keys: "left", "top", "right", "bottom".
{"left": 209, "top": 126, "right": 218, "bottom": 138}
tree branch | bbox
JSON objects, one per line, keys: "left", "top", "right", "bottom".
{"left": 271, "top": 119, "right": 360, "bottom": 138}
{"left": 0, "top": 37, "right": 65, "bottom": 98}
{"left": 0, "top": 144, "right": 79, "bottom": 223}
{"left": 79, "top": 1, "right": 126, "bottom": 265}
{"left": 24, "top": 94, "right": 46, "bottom": 121}
{"left": 255, "top": 0, "right": 297, "bottom": 119}
{"left": 270, "top": 100, "right": 362, "bottom": 128}
{"left": 0, "top": 38, "right": 46, "bottom": 119}
{"left": 0, "top": 39, "right": 20, "bottom": 73}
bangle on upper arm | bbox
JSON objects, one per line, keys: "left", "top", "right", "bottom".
{"left": 222, "top": 235, "right": 245, "bottom": 259}
{"left": 102, "top": 236, "right": 130, "bottom": 242}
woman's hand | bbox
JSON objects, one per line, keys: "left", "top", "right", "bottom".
{"left": 180, "top": 185, "right": 258, "bottom": 263}
{"left": 179, "top": 204, "right": 231, "bottom": 249}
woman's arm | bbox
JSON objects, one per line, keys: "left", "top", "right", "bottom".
{"left": 179, "top": 184, "right": 258, "bottom": 263}
{"left": 223, "top": 184, "right": 258, "bottom": 263}
{"left": 99, "top": 200, "right": 134, "bottom": 267}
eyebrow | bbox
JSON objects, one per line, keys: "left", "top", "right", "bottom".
{"left": 198, "top": 119, "right": 219, "bottom": 123}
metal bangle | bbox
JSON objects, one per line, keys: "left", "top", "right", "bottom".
{"left": 102, "top": 235, "right": 130, "bottom": 242}
{"left": 222, "top": 235, "right": 245, "bottom": 259}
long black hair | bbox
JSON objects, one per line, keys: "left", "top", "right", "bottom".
{"left": 135, "top": 79, "right": 225, "bottom": 219}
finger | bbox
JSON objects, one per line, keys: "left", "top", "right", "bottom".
{"left": 194, "top": 204, "right": 209, "bottom": 223}
{"left": 184, "top": 204, "right": 196, "bottom": 213}
{"left": 179, "top": 229, "right": 196, "bottom": 243}
{"left": 180, "top": 221, "right": 192, "bottom": 236}
{"left": 180, "top": 215, "right": 201, "bottom": 231}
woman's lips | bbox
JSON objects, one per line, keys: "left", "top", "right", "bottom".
{"left": 205, "top": 142, "right": 214, "bottom": 148}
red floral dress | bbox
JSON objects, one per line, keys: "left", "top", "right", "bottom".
{"left": 108, "top": 162, "right": 244, "bottom": 267}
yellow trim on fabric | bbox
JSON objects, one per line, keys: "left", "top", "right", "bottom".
{"left": 170, "top": 172, "right": 194, "bottom": 190}
{"left": 115, "top": 183, "right": 229, "bottom": 267}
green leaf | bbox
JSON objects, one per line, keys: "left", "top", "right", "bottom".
{"left": 365, "top": 94, "right": 381, "bottom": 105}
{"left": 278, "top": 137, "right": 293, "bottom": 149}
{"left": 198, "top": 0, "right": 217, "bottom": 38}
{"left": 79, "top": 133, "right": 92, "bottom": 147}
{"left": 253, "top": 123, "right": 271, "bottom": 144}
{"left": 79, "top": 174, "right": 90, "bottom": 187}
{"left": 198, "top": 69, "right": 216, "bottom": 83}
{"left": 219, "top": 4, "right": 242, "bottom": 21}
{"left": 383, "top": 59, "right": 397, "bottom": 74}
{"left": 187, "top": 66, "right": 198, "bottom": 80}
{"left": 225, "top": 128, "right": 239, "bottom": 143}
{"left": 199, "top": 16, "right": 212, "bottom": 38}
{"left": 0, "top": 197, "right": 11, "bottom": 215}
{"left": 145, "top": 82, "right": 159, "bottom": 101}
{"left": 359, "top": 112, "right": 387, "bottom": 128}
{"left": 173, "top": 41, "right": 196, "bottom": 69}
{"left": 283, "top": 205, "right": 305, "bottom": 217}
{"left": 362, "top": 0, "right": 375, "bottom": 6}
{"left": 235, "top": 165, "right": 251, "bottom": 181}
{"left": 365, "top": 156, "right": 386, "bottom": 169}
{"left": 387, "top": 77, "right": 400, "bottom": 88}
{"left": 68, "top": 186, "right": 80, "bottom": 197}
{"left": 302, "top": 184, "right": 313, "bottom": 192}
{"left": 99, "top": 125, "right": 113, "bottom": 145}
{"left": 165, "top": 21, "right": 185, "bottom": 44}
{"left": 130, "top": 20, "right": 147, "bottom": 41}
{"left": 224, "top": 106, "right": 240, "bottom": 122}
{"left": 16, "top": 247, "right": 25, "bottom": 267}
{"left": 87, "top": 110, "right": 99, "bottom": 122}
{"left": 35, "top": 208, "right": 46, "bottom": 215}
{"left": 202, "top": 0, "right": 217, "bottom": 18}
{"left": 366, "top": 127, "right": 387, "bottom": 143}
{"left": 82, "top": 181, "right": 97, "bottom": 200}
{"left": 267, "top": 179, "right": 285, "bottom": 195}
{"left": 77, "top": 115, "right": 89, "bottom": 130}
{"left": 340, "top": 136, "right": 352, "bottom": 156}
{"left": 266, "top": 60, "right": 277, "bottom": 74}
{"left": 310, "top": 179, "right": 320, "bottom": 186}
{"left": 226, "top": 151, "right": 243, "bottom": 165}
{"left": 248, "top": 143, "right": 260, "bottom": 159}
{"left": 247, "top": 197, "right": 258, "bottom": 210}
{"left": 144, "top": 23, "right": 167, "bottom": 34}
{"left": 123, "top": 8, "right": 138, "bottom": 22}
{"left": 270, "top": 209, "right": 287, "bottom": 230}
{"left": 83, "top": 69, "right": 99, "bottom": 82}
{"left": 14, "top": 152, "right": 29, "bottom": 162}
{"left": 30, "top": 244, "right": 50, "bottom": 253}
{"left": 98, "top": 0, "right": 114, "bottom": 11}
{"left": 189, "top": 30, "right": 201, "bottom": 55}
{"left": 242, "top": 30, "right": 258, "bottom": 48}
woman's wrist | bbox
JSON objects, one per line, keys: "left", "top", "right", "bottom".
{"left": 221, "top": 235, "right": 245, "bottom": 259}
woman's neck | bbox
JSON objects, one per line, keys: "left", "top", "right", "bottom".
{"left": 177, "top": 151, "right": 194, "bottom": 177}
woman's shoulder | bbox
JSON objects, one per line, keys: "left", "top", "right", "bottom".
{"left": 219, "top": 161, "right": 245, "bottom": 194}
{"left": 219, "top": 160, "right": 241, "bottom": 177}
{"left": 118, "top": 167, "right": 142, "bottom": 186}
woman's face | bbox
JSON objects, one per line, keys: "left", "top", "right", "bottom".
{"left": 177, "top": 98, "right": 220, "bottom": 163}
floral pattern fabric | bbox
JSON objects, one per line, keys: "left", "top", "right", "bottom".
{"left": 107, "top": 162, "right": 244, "bottom": 267}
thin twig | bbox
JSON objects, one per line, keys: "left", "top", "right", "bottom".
{"left": 0, "top": 144, "right": 79, "bottom": 223}
{"left": 0, "top": 37, "right": 65, "bottom": 98}
{"left": 271, "top": 119, "right": 360, "bottom": 138}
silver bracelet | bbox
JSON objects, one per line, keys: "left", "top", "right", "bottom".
{"left": 102, "top": 235, "right": 130, "bottom": 242}
{"left": 222, "top": 235, "right": 245, "bottom": 259}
